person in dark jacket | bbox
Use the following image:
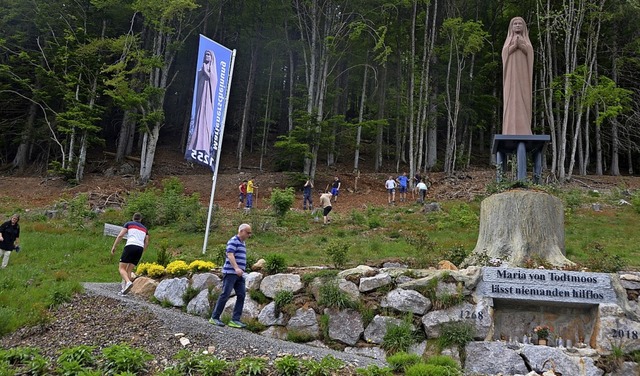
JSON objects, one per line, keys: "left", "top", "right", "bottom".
{"left": 0, "top": 214, "right": 20, "bottom": 269}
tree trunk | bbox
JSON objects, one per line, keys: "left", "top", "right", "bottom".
{"left": 353, "top": 64, "right": 368, "bottom": 172}
{"left": 139, "top": 124, "right": 160, "bottom": 183}
{"left": 469, "top": 190, "right": 571, "bottom": 267}
{"left": 237, "top": 43, "right": 259, "bottom": 169}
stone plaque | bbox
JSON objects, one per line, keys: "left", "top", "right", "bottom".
{"left": 103, "top": 223, "right": 127, "bottom": 239}
{"left": 477, "top": 267, "right": 615, "bottom": 304}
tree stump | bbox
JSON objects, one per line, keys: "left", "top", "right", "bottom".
{"left": 467, "top": 190, "right": 572, "bottom": 267}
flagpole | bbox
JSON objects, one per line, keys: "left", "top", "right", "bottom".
{"left": 202, "top": 49, "right": 237, "bottom": 254}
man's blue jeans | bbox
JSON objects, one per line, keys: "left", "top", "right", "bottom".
{"left": 211, "top": 273, "right": 246, "bottom": 321}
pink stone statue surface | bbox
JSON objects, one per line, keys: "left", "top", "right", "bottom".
{"left": 502, "top": 17, "right": 533, "bottom": 135}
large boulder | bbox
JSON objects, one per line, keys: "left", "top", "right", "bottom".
{"left": 381, "top": 288, "right": 431, "bottom": 315}
{"left": 260, "top": 274, "right": 303, "bottom": 298}
{"left": 324, "top": 308, "right": 364, "bottom": 346}
{"left": 154, "top": 278, "right": 189, "bottom": 307}
{"left": 186, "top": 289, "right": 211, "bottom": 318}
{"left": 464, "top": 341, "right": 528, "bottom": 375}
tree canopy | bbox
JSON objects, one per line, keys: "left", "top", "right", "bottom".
{"left": 1, "top": 0, "right": 639, "bottom": 183}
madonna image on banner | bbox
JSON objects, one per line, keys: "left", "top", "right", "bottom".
{"left": 185, "top": 35, "right": 233, "bottom": 171}
{"left": 188, "top": 49, "right": 217, "bottom": 153}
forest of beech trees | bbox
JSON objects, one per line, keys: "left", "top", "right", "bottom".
{"left": 1, "top": 0, "right": 639, "bottom": 184}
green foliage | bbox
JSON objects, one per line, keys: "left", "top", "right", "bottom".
{"left": 155, "top": 244, "right": 172, "bottom": 267}
{"left": 48, "top": 282, "right": 82, "bottom": 309}
{"left": 438, "top": 321, "right": 475, "bottom": 362}
{"left": 124, "top": 178, "right": 204, "bottom": 228}
{"left": 63, "top": 193, "right": 97, "bottom": 227}
{"left": 249, "top": 289, "right": 269, "bottom": 305}
{"left": 0, "top": 307, "right": 17, "bottom": 336}
{"left": 324, "top": 241, "right": 349, "bottom": 269}
{"left": 425, "top": 355, "right": 460, "bottom": 371}
{"left": 564, "top": 189, "right": 583, "bottom": 210}
{"left": 273, "top": 290, "right": 294, "bottom": 310}
{"left": 443, "top": 245, "right": 469, "bottom": 267}
{"left": 386, "top": 352, "right": 422, "bottom": 372}
{"left": 57, "top": 345, "right": 96, "bottom": 368}
{"left": 301, "top": 270, "right": 338, "bottom": 285}
{"left": 584, "top": 241, "right": 625, "bottom": 272}
{"left": 234, "top": 357, "right": 267, "bottom": 376}
{"left": 355, "top": 364, "right": 393, "bottom": 376}
{"left": 182, "top": 286, "right": 200, "bottom": 304}
{"left": 269, "top": 187, "right": 296, "bottom": 220}
{"left": 381, "top": 319, "right": 417, "bottom": 355}
{"left": 274, "top": 355, "right": 300, "bottom": 376}
{"left": 170, "top": 350, "right": 228, "bottom": 376}
{"left": 318, "top": 282, "right": 356, "bottom": 309}
{"left": 301, "top": 355, "right": 344, "bottom": 376}
{"left": 264, "top": 253, "right": 288, "bottom": 275}
{"left": 0, "top": 347, "right": 48, "bottom": 375}
{"left": 406, "top": 233, "right": 438, "bottom": 268}
{"left": 404, "top": 363, "right": 460, "bottom": 376}
{"left": 274, "top": 135, "right": 309, "bottom": 171}
{"left": 100, "top": 344, "right": 152, "bottom": 375}
{"left": 286, "top": 330, "right": 315, "bottom": 343}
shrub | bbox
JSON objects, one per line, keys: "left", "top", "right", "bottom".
{"left": 269, "top": 187, "right": 296, "bottom": 220}
{"left": 425, "top": 355, "right": 460, "bottom": 370}
{"left": 189, "top": 260, "right": 216, "bottom": 273}
{"left": 100, "top": 344, "right": 152, "bottom": 375}
{"left": 318, "top": 283, "right": 356, "bottom": 309}
{"left": 182, "top": 286, "right": 200, "bottom": 304}
{"left": 438, "top": 322, "right": 474, "bottom": 363}
{"left": 584, "top": 241, "right": 625, "bottom": 273}
{"left": 301, "top": 355, "right": 344, "bottom": 376}
{"left": 0, "top": 306, "right": 17, "bottom": 336}
{"left": 274, "top": 290, "right": 294, "bottom": 311}
{"left": 443, "top": 245, "right": 469, "bottom": 267}
{"left": 274, "top": 355, "right": 300, "bottom": 376}
{"left": 57, "top": 345, "right": 96, "bottom": 368}
{"left": 165, "top": 260, "right": 190, "bottom": 276}
{"left": 156, "top": 244, "right": 172, "bottom": 267}
{"left": 381, "top": 319, "right": 417, "bottom": 355}
{"left": 235, "top": 357, "right": 267, "bottom": 376}
{"left": 355, "top": 364, "right": 393, "bottom": 376}
{"left": 249, "top": 290, "right": 269, "bottom": 305}
{"left": 405, "top": 363, "right": 460, "bottom": 376}
{"left": 264, "top": 254, "right": 288, "bottom": 275}
{"left": 324, "top": 241, "right": 349, "bottom": 269}
{"left": 147, "top": 264, "right": 166, "bottom": 278}
{"left": 125, "top": 190, "right": 159, "bottom": 226}
{"left": 386, "top": 352, "right": 422, "bottom": 372}
{"left": 286, "top": 330, "right": 315, "bottom": 343}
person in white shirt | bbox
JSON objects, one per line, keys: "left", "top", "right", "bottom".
{"left": 111, "top": 213, "right": 149, "bottom": 295}
{"left": 416, "top": 180, "right": 428, "bottom": 204}
{"left": 385, "top": 176, "right": 397, "bottom": 205}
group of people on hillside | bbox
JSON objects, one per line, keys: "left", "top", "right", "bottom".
{"left": 385, "top": 172, "right": 430, "bottom": 205}
{"left": 303, "top": 176, "right": 340, "bottom": 226}
{"left": 237, "top": 178, "right": 258, "bottom": 211}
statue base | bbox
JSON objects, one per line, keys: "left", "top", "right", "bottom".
{"left": 492, "top": 135, "right": 550, "bottom": 183}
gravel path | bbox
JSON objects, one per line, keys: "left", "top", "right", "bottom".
{"left": 82, "top": 282, "right": 386, "bottom": 368}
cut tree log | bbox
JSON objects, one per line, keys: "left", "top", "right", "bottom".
{"left": 466, "top": 190, "right": 573, "bottom": 267}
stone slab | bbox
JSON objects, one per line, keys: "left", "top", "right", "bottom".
{"left": 477, "top": 267, "right": 616, "bottom": 305}
{"left": 104, "top": 223, "right": 127, "bottom": 238}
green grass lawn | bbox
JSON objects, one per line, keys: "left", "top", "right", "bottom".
{"left": 1, "top": 187, "right": 639, "bottom": 335}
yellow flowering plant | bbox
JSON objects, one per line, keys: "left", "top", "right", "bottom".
{"left": 533, "top": 325, "right": 551, "bottom": 339}
{"left": 165, "top": 260, "right": 190, "bottom": 276}
{"left": 146, "top": 264, "right": 166, "bottom": 278}
{"left": 189, "top": 260, "right": 216, "bottom": 273}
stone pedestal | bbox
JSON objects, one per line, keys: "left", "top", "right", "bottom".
{"left": 493, "top": 135, "right": 550, "bottom": 183}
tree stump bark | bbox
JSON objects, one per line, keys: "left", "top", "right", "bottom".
{"left": 468, "top": 190, "right": 572, "bottom": 267}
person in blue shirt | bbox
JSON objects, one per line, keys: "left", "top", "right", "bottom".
{"left": 210, "top": 223, "right": 252, "bottom": 328}
{"left": 303, "top": 178, "right": 314, "bottom": 210}
{"left": 397, "top": 172, "right": 409, "bottom": 203}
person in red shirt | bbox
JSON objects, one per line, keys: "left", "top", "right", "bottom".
{"left": 237, "top": 180, "right": 247, "bottom": 209}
